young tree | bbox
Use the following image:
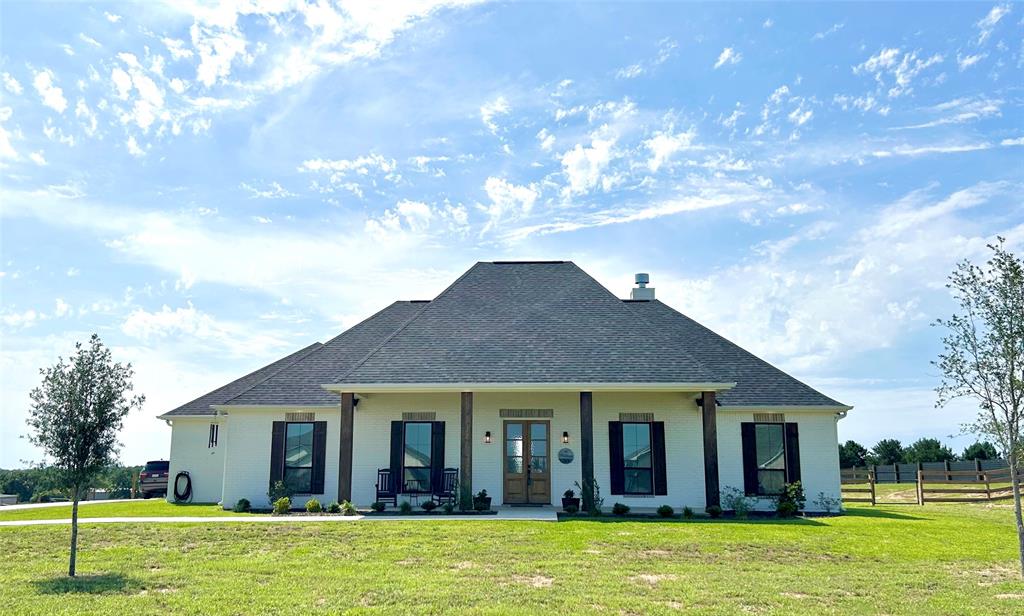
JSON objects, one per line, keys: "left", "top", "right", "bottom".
{"left": 903, "top": 438, "right": 956, "bottom": 464}
{"left": 934, "top": 238, "right": 1024, "bottom": 575}
{"left": 869, "top": 438, "right": 905, "bottom": 465}
{"left": 838, "top": 440, "right": 870, "bottom": 468}
{"left": 962, "top": 441, "right": 999, "bottom": 461}
{"left": 25, "top": 334, "right": 144, "bottom": 577}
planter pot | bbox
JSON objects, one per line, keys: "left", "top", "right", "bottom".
{"left": 473, "top": 497, "right": 492, "bottom": 511}
{"left": 561, "top": 497, "right": 580, "bottom": 511}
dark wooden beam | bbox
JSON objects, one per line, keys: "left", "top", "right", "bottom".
{"left": 460, "top": 391, "right": 473, "bottom": 510}
{"left": 579, "top": 391, "right": 594, "bottom": 511}
{"left": 701, "top": 391, "right": 720, "bottom": 509}
{"left": 338, "top": 392, "right": 355, "bottom": 503}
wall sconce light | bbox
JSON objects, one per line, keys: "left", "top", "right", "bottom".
{"left": 484, "top": 431, "right": 492, "bottom": 444}
{"left": 562, "top": 431, "right": 569, "bottom": 444}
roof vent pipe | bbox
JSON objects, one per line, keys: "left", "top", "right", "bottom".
{"left": 630, "top": 273, "right": 655, "bottom": 301}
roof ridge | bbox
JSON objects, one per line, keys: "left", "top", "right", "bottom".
{"left": 329, "top": 264, "right": 484, "bottom": 384}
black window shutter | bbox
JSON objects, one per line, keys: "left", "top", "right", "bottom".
{"left": 270, "top": 421, "right": 286, "bottom": 485}
{"left": 430, "top": 421, "right": 445, "bottom": 492}
{"left": 311, "top": 421, "right": 327, "bottom": 494}
{"left": 390, "top": 421, "right": 403, "bottom": 492}
{"left": 652, "top": 422, "right": 668, "bottom": 496}
{"left": 741, "top": 423, "right": 758, "bottom": 496}
{"left": 608, "top": 421, "right": 624, "bottom": 495}
{"left": 785, "top": 423, "right": 801, "bottom": 483}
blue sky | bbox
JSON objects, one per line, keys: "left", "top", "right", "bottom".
{"left": 1, "top": 2, "right": 1022, "bottom": 467}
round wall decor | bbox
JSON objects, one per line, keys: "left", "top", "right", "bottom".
{"left": 558, "top": 448, "right": 574, "bottom": 464}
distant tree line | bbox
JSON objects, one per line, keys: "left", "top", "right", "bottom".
{"left": 0, "top": 464, "right": 142, "bottom": 503}
{"left": 839, "top": 438, "right": 1000, "bottom": 469}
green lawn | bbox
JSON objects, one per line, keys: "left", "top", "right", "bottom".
{"left": 0, "top": 500, "right": 246, "bottom": 521}
{"left": 1, "top": 503, "right": 1022, "bottom": 614}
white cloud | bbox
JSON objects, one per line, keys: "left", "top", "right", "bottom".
{"left": 111, "top": 67, "right": 132, "bottom": 100}
{"left": 480, "top": 96, "right": 510, "bottom": 135}
{"left": 853, "top": 48, "right": 943, "bottom": 98}
{"left": 54, "top": 298, "right": 70, "bottom": 317}
{"left": 560, "top": 137, "right": 615, "bottom": 196}
{"left": 28, "top": 151, "right": 47, "bottom": 166}
{"left": 536, "top": 128, "right": 555, "bottom": 152}
{"left": 0, "top": 107, "right": 17, "bottom": 160}
{"left": 811, "top": 23, "right": 844, "bottom": 41}
{"left": 32, "top": 69, "right": 68, "bottom": 113}
{"left": 480, "top": 177, "right": 538, "bottom": 233}
{"left": 956, "top": 52, "right": 987, "bottom": 71}
{"left": 2, "top": 72, "right": 22, "bottom": 95}
{"left": 78, "top": 33, "right": 101, "bottom": 48}
{"left": 1001, "top": 137, "right": 1024, "bottom": 146}
{"left": 75, "top": 99, "right": 99, "bottom": 136}
{"left": 644, "top": 127, "right": 696, "bottom": 172}
{"left": 240, "top": 181, "right": 296, "bottom": 199}
{"left": 975, "top": 4, "right": 1011, "bottom": 45}
{"left": 162, "top": 37, "right": 194, "bottom": 61}
{"left": 893, "top": 96, "right": 1002, "bottom": 130}
{"left": 718, "top": 105, "right": 744, "bottom": 129}
{"left": 126, "top": 135, "right": 145, "bottom": 157}
{"left": 762, "top": 18, "right": 774, "bottom": 29}
{"left": 105, "top": 12, "right": 122, "bottom": 23}
{"left": 714, "top": 47, "right": 742, "bottom": 69}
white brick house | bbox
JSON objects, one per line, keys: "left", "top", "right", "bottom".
{"left": 160, "top": 262, "right": 850, "bottom": 512}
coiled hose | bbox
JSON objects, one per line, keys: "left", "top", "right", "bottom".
{"left": 173, "top": 471, "right": 193, "bottom": 503}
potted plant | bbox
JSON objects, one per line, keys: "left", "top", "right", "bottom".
{"left": 473, "top": 489, "right": 491, "bottom": 511}
{"left": 561, "top": 489, "right": 580, "bottom": 511}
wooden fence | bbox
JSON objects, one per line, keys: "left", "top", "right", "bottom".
{"left": 840, "top": 468, "right": 876, "bottom": 505}
{"left": 917, "top": 467, "right": 1019, "bottom": 504}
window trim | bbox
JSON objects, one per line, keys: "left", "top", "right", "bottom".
{"left": 620, "top": 421, "right": 655, "bottom": 496}
{"left": 751, "top": 421, "right": 787, "bottom": 497}
{"left": 283, "top": 421, "right": 315, "bottom": 495}
{"left": 208, "top": 423, "right": 219, "bottom": 448}
{"left": 402, "top": 421, "right": 433, "bottom": 494}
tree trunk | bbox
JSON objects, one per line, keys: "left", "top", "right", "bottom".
{"left": 69, "top": 487, "right": 79, "bottom": 577}
{"left": 1012, "top": 459, "right": 1024, "bottom": 578}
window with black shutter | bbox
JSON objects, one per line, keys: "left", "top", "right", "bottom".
{"left": 741, "top": 421, "right": 801, "bottom": 496}
{"left": 609, "top": 421, "right": 668, "bottom": 496}
{"left": 269, "top": 420, "right": 327, "bottom": 495}
{"left": 392, "top": 420, "right": 445, "bottom": 494}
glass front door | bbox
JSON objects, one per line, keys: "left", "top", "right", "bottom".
{"left": 503, "top": 420, "right": 551, "bottom": 504}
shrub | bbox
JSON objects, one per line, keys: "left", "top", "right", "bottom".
{"left": 272, "top": 496, "right": 291, "bottom": 515}
{"left": 682, "top": 506, "right": 694, "bottom": 519}
{"left": 706, "top": 505, "right": 722, "bottom": 519}
{"left": 563, "top": 504, "right": 578, "bottom": 514}
{"left": 399, "top": 500, "right": 413, "bottom": 514}
{"left": 267, "top": 480, "right": 292, "bottom": 504}
{"left": 721, "top": 486, "right": 754, "bottom": 519}
{"left": 657, "top": 504, "right": 674, "bottom": 518}
{"left": 421, "top": 500, "right": 438, "bottom": 512}
{"left": 341, "top": 500, "right": 358, "bottom": 516}
{"left": 326, "top": 501, "right": 342, "bottom": 514}
{"left": 442, "top": 503, "right": 455, "bottom": 514}
{"left": 611, "top": 502, "right": 630, "bottom": 516}
{"left": 305, "top": 498, "right": 322, "bottom": 513}
{"left": 574, "top": 479, "right": 604, "bottom": 516}
{"left": 813, "top": 492, "right": 841, "bottom": 514}
{"left": 777, "top": 481, "right": 806, "bottom": 517}
{"left": 563, "top": 489, "right": 575, "bottom": 499}
{"left": 233, "top": 498, "right": 251, "bottom": 513}
{"left": 370, "top": 501, "right": 386, "bottom": 512}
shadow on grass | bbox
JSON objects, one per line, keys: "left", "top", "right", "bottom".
{"left": 32, "top": 573, "right": 143, "bottom": 595}
{"left": 840, "top": 507, "right": 924, "bottom": 521}
{"left": 558, "top": 515, "right": 828, "bottom": 526}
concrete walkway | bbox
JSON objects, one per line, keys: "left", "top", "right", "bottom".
{"left": 0, "top": 498, "right": 137, "bottom": 511}
{"left": 0, "top": 506, "right": 559, "bottom": 527}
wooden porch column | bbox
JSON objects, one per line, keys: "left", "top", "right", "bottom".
{"left": 460, "top": 392, "right": 473, "bottom": 509}
{"left": 579, "top": 391, "right": 594, "bottom": 511}
{"left": 701, "top": 391, "right": 720, "bottom": 509}
{"left": 338, "top": 392, "right": 355, "bottom": 503}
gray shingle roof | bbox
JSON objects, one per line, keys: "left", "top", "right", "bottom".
{"left": 625, "top": 299, "right": 846, "bottom": 407}
{"left": 334, "top": 261, "right": 722, "bottom": 384}
{"left": 161, "top": 342, "right": 323, "bottom": 416}
{"left": 164, "top": 261, "right": 847, "bottom": 414}
{"left": 223, "top": 301, "right": 425, "bottom": 406}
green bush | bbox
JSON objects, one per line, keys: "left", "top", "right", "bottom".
{"left": 272, "top": 496, "right": 291, "bottom": 515}
{"left": 341, "top": 500, "right": 358, "bottom": 516}
{"left": 233, "top": 498, "right": 251, "bottom": 513}
{"left": 657, "top": 504, "right": 674, "bottom": 518}
{"left": 399, "top": 500, "right": 413, "bottom": 515}
{"left": 563, "top": 504, "right": 578, "bottom": 514}
{"left": 442, "top": 503, "right": 455, "bottom": 514}
{"left": 777, "top": 481, "right": 806, "bottom": 517}
{"left": 305, "top": 498, "right": 322, "bottom": 513}
{"left": 813, "top": 492, "right": 841, "bottom": 514}
{"left": 370, "top": 501, "right": 386, "bottom": 512}
{"left": 267, "top": 480, "right": 292, "bottom": 504}
{"left": 706, "top": 505, "right": 722, "bottom": 519}
{"left": 612, "top": 502, "right": 630, "bottom": 516}
{"left": 777, "top": 501, "right": 798, "bottom": 518}
{"left": 326, "top": 501, "right": 342, "bottom": 514}
{"left": 421, "top": 500, "right": 437, "bottom": 512}
{"left": 721, "top": 486, "right": 754, "bottom": 519}
{"left": 682, "top": 506, "right": 694, "bottom": 519}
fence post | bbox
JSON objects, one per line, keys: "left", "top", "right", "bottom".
{"left": 869, "top": 470, "right": 876, "bottom": 506}
{"left": 894, "top": 463, "right": 900, "bottom": 484}
{"left": 984, "top": 469, "right": 991, "bottom": 501}
{"left": 943, "top": 459, "right": 951, "bottom": 482}
{"left": 975, "top": 458, "right": 983, "bottom": 482}
{"left": 916, "top": 469, "right": 924, "bottom": 505}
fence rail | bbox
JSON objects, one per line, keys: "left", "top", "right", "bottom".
{"left": 840, "top": 464, "right": 1020, "bottom": 506}
{"left": 840, "top": 468, "right": 876, "bottom": 505}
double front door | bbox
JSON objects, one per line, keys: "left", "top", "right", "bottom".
{"left": 503, "top": 420, "right": 551, "bottom": 504}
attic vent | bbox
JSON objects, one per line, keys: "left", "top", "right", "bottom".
{"left": 402, "top": 412, "right": 436, "bottom": 421}
{"left": 630, "top": 273, "right": 655, "bottom": 300}
{"left": 753, "top": 412, "right": 785, "bottom": 423}
{"left": 619, "top": 412, "right": 655, "bottom": 422}
{"left": 500, "top": 409, "right": 554, "bottom": 418}
{"left": 286, "top": 412, "right": 315, "bottom": 422}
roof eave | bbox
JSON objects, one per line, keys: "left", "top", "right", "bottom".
{"left": 719, "top": 404, "right": 854, "bottom": 412}
{"left": 321, "top": 382, "right": 737, "bottom": 394}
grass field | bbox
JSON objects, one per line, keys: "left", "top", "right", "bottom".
{"left": 2, "top": 501, "right": 1023, "bottom": 614}
{"left": 0, "top": 500, "right": 248, "bottom": 521}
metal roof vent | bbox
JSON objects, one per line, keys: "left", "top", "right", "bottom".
{"left": 630, "top": 273, "right": 655, "bottom": 301}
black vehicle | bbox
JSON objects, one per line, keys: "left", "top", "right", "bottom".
{"left": 139, "top": 460, "right": 169, "bottom": 498}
